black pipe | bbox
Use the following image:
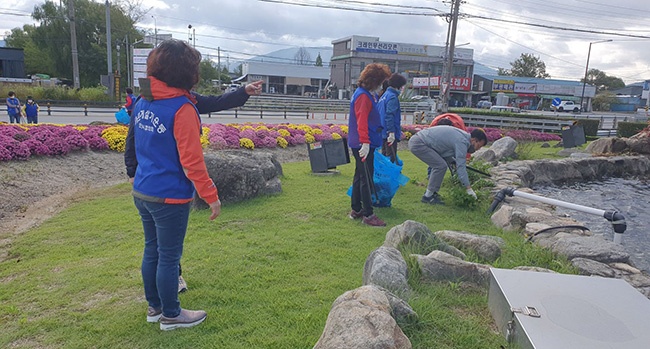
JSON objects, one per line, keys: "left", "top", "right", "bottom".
{"left": 487, "top": 187, "right": 515, "bottom": 214}
{"left": 604, "top": 210, "right": 627, "bottom": 234}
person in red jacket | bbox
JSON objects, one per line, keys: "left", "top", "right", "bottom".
{"left": 347, "top": 63, "right": 391, "bottom": 227}
{"left": 129, "top": 39, "right": 219, "bottom": 331}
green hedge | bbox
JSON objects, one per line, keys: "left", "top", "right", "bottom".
{"left": 617, "top": 121, "right": 648, "bottom": 138}
{"left": 575, "top": 119, "right": 600, "bottom": 137}
{"left": 0, "top": 84, "right": 112, "bottom": 102}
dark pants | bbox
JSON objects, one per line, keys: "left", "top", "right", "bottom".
{"left": 8, "top": 113, "right": 19, "bottom": 123}
{"left": 351, "top": 147, "right": 376, "bottom": 217}
{"left": 135, "top": 197, "right": 190, "bottom": 318}
{"left": 381, "top": 140, "right": 398, "bottom": 163}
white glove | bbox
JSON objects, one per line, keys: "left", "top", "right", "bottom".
{"left": 466, "top": 188, "right": 477, "bottom": 200}
{"left": 359, "top": 143, "right": 370, "bottom": 160}
{"left": 387, "top": 132, "right": 395, "bottom": 145}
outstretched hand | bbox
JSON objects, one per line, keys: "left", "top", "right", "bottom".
{"left": 245, "top": 80, "right": 264, "bottom": 96}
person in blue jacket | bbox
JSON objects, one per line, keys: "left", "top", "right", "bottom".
{"left": 347, "top": 63, "right": 391, "bottom": 227}
{"left": 6, "top": 91, "right": 21, "bottom": 123}
{"left": 124, "top": 88, "right": 137, "bottom": 116}
{"left": 377, "top": 73, "right": 407, "bottom": 163}
{"left": 23, "top": 96, "right": 39, "bottom": 124}
{"left": 125, "top": 72, "right": 263, "bottom": 295}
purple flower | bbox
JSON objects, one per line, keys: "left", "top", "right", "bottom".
{"left": 44, "top": 138, "right": 71, "bottom": 155}
{"left": 0, "top": 146, "right": 12, "bottom": 161}
{"left": 22, "top": 138, "right": 50, "bottom": 156}
{"left": 87, "top": 136, "right": 110, "bottom": 151}
{"left": 0, "top": 135, "right": 31, "bottom": 160}
{"left": 65, "top": 134, "right": 90, "bottom": 151}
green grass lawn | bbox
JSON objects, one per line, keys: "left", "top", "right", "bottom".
{"left": 0, "top": 145, "right": 575, "bottom": 348}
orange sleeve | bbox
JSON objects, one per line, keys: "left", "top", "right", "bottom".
{"left": 354, "top": 93, "right": 372, "bottom": 144}
{"left": 173, "top": 104, "right": 219, "bottom": 204}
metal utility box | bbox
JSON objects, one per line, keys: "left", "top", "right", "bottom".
{"left": 307, "top": 138, "right": 350, "bottom": 173}
{"left": 488, "top": 268, "right": 650, "bottom": 349}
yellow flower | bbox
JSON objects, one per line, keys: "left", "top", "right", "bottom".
{"left": 200, "top": 127, "right": 210, "bottom": 148}
{"left": 278, "top": 129, "right": 290, "bottom": 137}
{"left": 340, "top": 125, "right": 349, "bottom": 134}
{"left": 256, "top": 125, "right": 269, "bottom": 131}
{"left": 310, "top": 128, "right": 323, "bottom": 135}
{"left": 239, "top": 137, "right": 255, "bottom": 149}
{"left": 332, "top": 133, "right": 342, "bottom": 140}
{"left": 74, "top": 126, "right": 88, "bottom": 131}
{"left": 276, "top": 136, "right": 288, "bottom": 148}
{"left": 101, "top": 125, "right": 129, "bottom": 152}
{"left": 403, "top": 131, "right": 413, "bottom": 140}
{"left": 304, "top": 133, "right": 315, "bottom": 144}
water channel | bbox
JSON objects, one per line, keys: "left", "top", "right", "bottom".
{"left": 534, "top": 178, "right": 650, "bottom": 273}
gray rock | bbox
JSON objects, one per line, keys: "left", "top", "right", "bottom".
{"left": 433, "top": 230, "right": 502, "bottom": 262}
{"left": 193, "top": 150, "right": 283, "bottom": 208}
{"left": 416, "top": 251, "right": 491, "bottom": 286}
{"left": 362, "top": 247, "right": 410, "bottom": 297}
{"left": 626, "top": 137, "right": 650, "bottom": 154}
{"left": 549, "top": 234, "right": 630, "bottom": 264}
{"left": 622, "top": 273, "right": 650, "bottom": 288}
{"left": 313, "top": 285, "right": 412, "bottom": 349}
{"left": 571, "top": 257, "right": 616, "bottom": 277}
{"left": 383, "top": 220, "right": 447, "bottom": 255}
{"left": 512, "top": 266, "right": 557, "bottom": 273}
{"left": 586, "top": 137, "right": 628, "bottom": 154}
{"left": 473, "top": 136, "right": 517, "bottom": 164}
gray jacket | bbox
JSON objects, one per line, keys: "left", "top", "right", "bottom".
{"left": 413, "top": 125, "right": 472, "bottom": 187}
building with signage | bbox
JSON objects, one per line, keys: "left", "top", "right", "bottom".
{"left": 236, "top": 61, "right": 330, "bottom": 96}
{"left": 329, "top": 35, "right": 474, "bottom": 103}
{"left": 472, "top": 75, "right": 597, "bottom": 111}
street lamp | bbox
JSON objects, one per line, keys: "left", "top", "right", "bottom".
{"left": 152, "top": 15, "right": 157, "bottom": 47}
{"left": 116, "top": 40, "right": 121, "bottom": 76}
{"left": 580, "top": 39, "right": 612, "bottom": 112}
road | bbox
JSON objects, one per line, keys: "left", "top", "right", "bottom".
{"left": 36, "top": 106, "right": 351, "bottom": 125}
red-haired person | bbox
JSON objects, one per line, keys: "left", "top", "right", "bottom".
{"left": 348, "top": 63, "right": 392, "bottom": 227}
{"left": 125, "top": 39, "right": 218, "bottom": 331}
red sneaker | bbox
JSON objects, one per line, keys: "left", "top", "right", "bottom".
{"left": 349, "top": 210, "right": 363, "bottom": 220}
{"left": 362, "top": 214, "right": 386, "bottom": 227}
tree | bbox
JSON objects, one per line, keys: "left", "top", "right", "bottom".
{"left": 500, "top": 53, "right": 550, "bottom": 78}
{"left": 294, "top": 47, "right": 311, "bottom": 65}
{"left": 583, "top": 68, "right": 625, "bottom": 92}
{"left": 5, "top": 0, "right": 143, "bottom": 87}
{"left": 199, "top": 58, "right": 219, "bottom": 88}
{"left": 315, "top": 52, "right": 323, "bottom": 67}
{"left": 592, "top": 91, "right": 618, "bottom": 111}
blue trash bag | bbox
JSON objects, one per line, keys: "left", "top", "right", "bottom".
{"left": 115, "top": 108, "right": 130, "bottom": 125}
{"left": 347, "top": 148, "right": 410, "bottom": 207}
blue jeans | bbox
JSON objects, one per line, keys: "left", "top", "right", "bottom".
{"left": 8, "top": 113, "right": 19, "bottom": 123}
{"left": 134, "top": 197, "right": 190, "bottom": 318}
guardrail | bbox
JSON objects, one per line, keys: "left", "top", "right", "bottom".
{"left": 459, "top": 114, "right": 574, "bottom": 133}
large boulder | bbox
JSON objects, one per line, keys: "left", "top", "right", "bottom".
{"left": 192, "top": 150, "right": 283, "bottom": 208}
{"left": 416, "top": 251, "right": 491, "bottom": 286}
{"left": 383, "top": 220, "right": 464, "bottom": 258}
{"left": 433, "top": 230, "right": 503, "bottom": 263}
{"left": 362, "top": 247, "right": 410, "bottom": 297}
{"left": 472, "top": 136, "right": 517, "bottom": 164}
{"left": 586, "top": 137, "right": 628, "bottom": 154}
{"left": 313, "top": 285, "right": 412, "bottom": 349}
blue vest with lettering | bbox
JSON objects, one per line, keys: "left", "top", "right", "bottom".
{"left": 348, "top": 87, "right": 383, "bottom": 148}
{"left": 132, "top": 95, "right": 200, "bottom": 202}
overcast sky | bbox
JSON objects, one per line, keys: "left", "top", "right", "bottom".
{"left": 3, "top": 0, "right": 650, "bottom": 84}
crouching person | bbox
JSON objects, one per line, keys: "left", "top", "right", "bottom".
{"left": 409, "top": 126, "right": 487, "bottom": 205}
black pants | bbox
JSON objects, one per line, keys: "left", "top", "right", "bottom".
{"left": 381, "top": 140, "right": 398, "bottom": 163}
{"left": 351, "top": 148, "right": 375, "bottom": 217}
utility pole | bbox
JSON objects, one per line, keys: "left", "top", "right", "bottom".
{"left": 68, "top": 0, "right": 80, "bottom": 89}
{"left": 440, "top": 0, "right": 460, "bottom": 113}
{"left": 217, "top": 47, "right": 221, "bottom": 87}
{"left": 105, "top": 1, "right": 112, "bottom": 76}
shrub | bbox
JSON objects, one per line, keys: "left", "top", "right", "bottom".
{"left": 617, "top": 121, "right": 648, "bottom": 138}
{"left": 575, "top": 119, "right": 600, "bottom": 137}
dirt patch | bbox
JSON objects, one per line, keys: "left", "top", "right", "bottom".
{"left": 0, "top": 146, "right": 310, "bottom": 261}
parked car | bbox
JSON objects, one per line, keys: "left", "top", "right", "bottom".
{"left": 226, "top": 84, "right": 241, "bottom": 93}
{"left": 554, "top": 100, "right": 581, "bottom": 113}
{"left": 477, "top": 100, "right": 492, "bottom": 109}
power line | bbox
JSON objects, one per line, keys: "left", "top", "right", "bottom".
{"left": 258, "top": 0, "right": 448, "bottom": 16}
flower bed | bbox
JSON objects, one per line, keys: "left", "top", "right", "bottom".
{"left": 0, "top": 122, "right": 560, "bottom": 162}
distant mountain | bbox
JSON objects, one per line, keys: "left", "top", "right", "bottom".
{"left": 244, "top": 46, "right": 332, "bottom": 65}
{"left": 233, "top": 46, "right": 497, "bottom": 77}
{"left": 473, "top": 62, "right": 497, "bottom": 76}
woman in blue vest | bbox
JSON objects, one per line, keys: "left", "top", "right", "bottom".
{"left": 377, "top": 73, "right": 407, "bottom": 163}
{"left": 129, "top": 39, "right": 220, "bottom": 331}
{"left": 6, "top": 91, "right": 21, "bottom": 123}
{"left": 347, "top": 63, "right": 391, "bottom": 227}
{"left": 124, "top": 87, "right": 136, "bottom": 116}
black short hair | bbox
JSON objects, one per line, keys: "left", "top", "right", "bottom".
{"left": 471, "top": 128, "right": 488, "bottom": 145}
{"left": 437, "top": 118, "right": 453, "bottom": 126}
{"left": 126, "top": 88, "right": 133, "bottom": 94}
{"left": 387, "top": 73, "right": 407, "bottom": 89}
{"left": 8, "top": 91, "right": 15, "bottom": 97}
